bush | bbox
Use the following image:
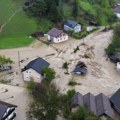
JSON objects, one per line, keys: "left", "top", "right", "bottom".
{"left": 42, "top": 67, "right": 55, "bottom": 83}
{"left": 62, "top": 62, "right": 69, "bottom": 69}
{"left": 27, "top": 79, "right": 36, "bottom": 94}
{"left": 73, "top": 46, "right": 79, "bottom": 53}
{"left": 70, "top": 106, "right": 101, "bottom": 120}
{"left": 68, "top": 80, "right": 77, "bottom": 86}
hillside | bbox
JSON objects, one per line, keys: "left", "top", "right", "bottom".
{"left": 0, "top": 0, "right": 37, "bottom": 49}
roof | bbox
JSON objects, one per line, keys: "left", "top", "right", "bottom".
{"left": 47, "top": 28, "right": 64, "bottom": 37}
{"left": 71, "top": 92, "right": 84, "bottom": 108}
{"left": 71, "top": 92, "right": 115, "bottom": 119}
{"left": 96, "top": 93, "right": 115, "bottom": 119}
{"left": 73, "top": 66, "right": 87, "bottom": 74}
{"left": 64, "top": 20, "right": 80, "bottom": 28}
{"left": 84, "top": 93, "right": 96, "bottom": 114}
{"left": 22, "top": 57, "right": 50, "bottom": 74}
{"left": 110, "top": 88, "right": 120, "bottom": 113}
{"left": 0, "top": 101, "right": 17, "bottom": 120}
{"left": 114, "top": 6, "right": 120, "bottom": 13}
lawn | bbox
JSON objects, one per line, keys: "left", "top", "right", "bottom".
{"left": 0, "top": 0, "right": 37, "bottom": 49}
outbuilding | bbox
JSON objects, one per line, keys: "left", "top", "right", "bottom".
{"left": 64, "top": 20, "right": 82, "bottom": 33}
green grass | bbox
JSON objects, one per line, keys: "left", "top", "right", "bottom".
{"left": 0, "top": 0, "right": 37, "bottom": 49}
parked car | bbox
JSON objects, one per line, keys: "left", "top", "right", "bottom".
{"left": 108, "top": 53, "right": 120, "bottom": 63}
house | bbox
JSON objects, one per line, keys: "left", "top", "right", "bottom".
{"left": 47, "top": 28, "right": 68, "bottom": 43}
{"left": 71, "top": 92, "right": 115, "bottom": 119}
{"left": 0, "top": 101, "right": 17, "bottom": 120}
{"left": 22, "top": 57, "right": 50, "bottom": 83}
{"left": 114, "top": 4, "right": 120, "bottom": 18}
{"left": 73, "top": 62, "right": 87, "bottom": 75}
{"left": 64, "top": 20, "right": 82, "bottom": 33}
{"left": 110, "top": 88, "right": 120, "bottom": 113}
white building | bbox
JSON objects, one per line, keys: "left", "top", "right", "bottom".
{"left": 22, "top": 57, "right": 50, "bottom": 83}
{"left": 47, "top": 28, "right": 68, "bottom": 43}
{"left": 64, "top": 20, "right": 82, "bottom": 33}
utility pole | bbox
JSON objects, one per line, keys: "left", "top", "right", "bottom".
{"left": 18, "top": 51, "right": 20, "bottom": 67}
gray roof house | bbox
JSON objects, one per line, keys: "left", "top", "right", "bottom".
{"left": 0, "top": 101, "right": 17, "bottom": 120}
{"left": 110, "top": 88, "right": 120, "bottom": 113}
{"left": 114, "top": 4, "right": 120, "bottom": 18}
{"left": 22, "top": 57, "right": 50, "bottom": 83}
{"left": 71, "top": 92, "right": 115, "bottom": 119}
{"left": 64, "top": 20, "right": 82, "bottom": 33}
{"left": 47, "top": 28, "right": 68, "bottom": 43}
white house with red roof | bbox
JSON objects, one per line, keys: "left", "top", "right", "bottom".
{"left": 47, "top": 28, "right": 68, "bottom": 43}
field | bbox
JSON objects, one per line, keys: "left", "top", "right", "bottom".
{"left": 0, "top": 0, "right": 37, "bottom": 49}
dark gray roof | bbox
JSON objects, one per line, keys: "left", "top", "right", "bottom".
{"left": 22, "top": 57, "right": 50, "bottom": 74}
{"left": 71, "top": 92, "right": 84, "bottom": 108}
{"left": 96, "top": 93, "right": 115, "bottom": 119}
{"left": 73, "top": 66, "right": 87, "bottom": 74}
{"left": 47, "top": 28, "right": 64, "bottom": 37}
{"left": 114, "top": 6, "right": 120, "bottom": 13}
{"left": 84, "top": 93, "right": 96, "bottom": 115}
{"left": 110, "top": 88, "right": 120, "bottom": 113}
{"left": 0, "top": 101, "right": 17, "bottom": 120}
{"left": 71, "top": 92, "right": 115, "bottom": 119}
{"left": 64, "top": 20, "right": 80, "bottom": 28}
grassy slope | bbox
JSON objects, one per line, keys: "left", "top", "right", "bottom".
{"left": 0, "top": 0, "right": 37, "bottom": 49}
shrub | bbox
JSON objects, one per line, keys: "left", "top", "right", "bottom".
{"left": 27, "top": 79, "right": 36, "bottom": 94}
{"left": 68, "top": 80, "right": 77, "bottom": 86}
{"left": 73, "top": 46, "right": 79, "bottom": 53}
{"left": 62, "top": 62, "right": 69, "bottom": 69}
{"left": 42, "top": 67, "right": 55, "bottom": 83}
{"left": 106, "top": 24, "right": 120, "bottom": 54}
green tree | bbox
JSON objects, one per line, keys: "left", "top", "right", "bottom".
{"left": 72, "top": 0, "right": 78, "bottom": 18}
{"left": 27, "top": 83, "right": 61, "bottom": 120}
{"left": 42, "top": 67, "right": 55, "bottom": 83}
{"left": 106, "top": 23, "right": 120, "bottom": 53}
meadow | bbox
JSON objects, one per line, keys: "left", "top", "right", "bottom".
{"left": 0, "top": 0, "right": 37, "bottom": 49}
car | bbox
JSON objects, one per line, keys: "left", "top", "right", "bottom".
{"left": 108, "top": 53, "right": 120, "bottom": 63}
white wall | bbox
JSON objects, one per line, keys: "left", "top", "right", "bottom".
{"left": 23, "top": 68, "right": 43, "bottom": 83}
{"left": 74, "top": 24, "right": 81, "bottom": 33}
{"left": 47, "top": 33, "right": 68, "bottom": 43}
{"left": 115, "top": 13, "right": 120, "bottom": 18}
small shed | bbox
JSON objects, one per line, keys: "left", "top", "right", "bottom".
{"left": 73, "top": 62, "right": 87, "bottom": 75}
{"left": 64, "top": 20, "right": 82, "bottom": 33}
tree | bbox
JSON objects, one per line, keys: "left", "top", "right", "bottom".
{"left": 72, "top": 0, "right": 78, "bottom": 18}
{"left": 42, "top": 67, "right": 55, "bottom": 83}
{"left": 70, "top": 106, "right": 101, "bottom": 120}
{"left": 27, "top": 83, "right": 61, "bottom": 120}
{"left": 24, "top": 0, "right": 63, "bottom": 22}
{"left": 0, "top": 55, "right": 13, "bottom": 70}
{"left": 106, "top": 23, "right": 120, "bottom": 54}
